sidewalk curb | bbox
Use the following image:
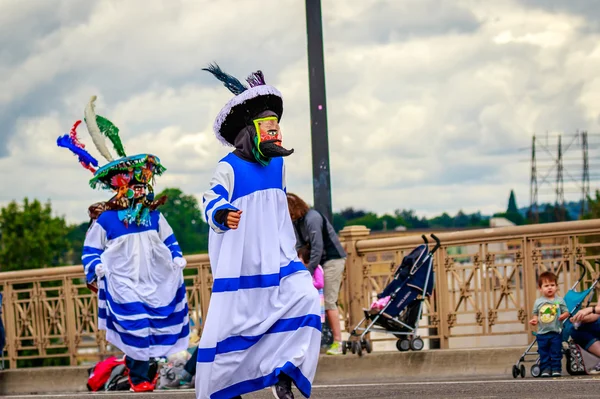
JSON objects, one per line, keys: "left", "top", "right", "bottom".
{"left": 0, "top": 347, "right": 527, "bottom": 395}
{"left": 314, "top": 346, "right": 526, "bottom": 384}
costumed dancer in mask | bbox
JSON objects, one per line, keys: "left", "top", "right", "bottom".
{"left": 196, "top": 65, "right": 321, "bottom": 399}
{"left": 57, "top": 96, "right": 190, "bottom": 393}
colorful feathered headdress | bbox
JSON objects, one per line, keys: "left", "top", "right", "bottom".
{"left": 203, "top": 64, "right": 283, "bottom": 146}
{"left": 57, "top": 96, "right": 166, "bottom": 192}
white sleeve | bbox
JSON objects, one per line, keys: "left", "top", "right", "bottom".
{"left": 81, "top": 221, "right": 107, "bottom": 283}
{"left": 158, "top": 213, "right": 183, "bottom": 259}
{"left": 202, "top": 161, "right": 239, "bottom": 233}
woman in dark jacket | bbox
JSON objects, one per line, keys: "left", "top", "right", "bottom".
{"left": 287, "top": 193, "right": 346, "bottom": 355}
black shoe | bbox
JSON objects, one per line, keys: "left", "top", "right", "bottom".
{"left": 552, "top": 370, "right": 562, "bottom": 377}
{"left": 271, "top": 374, "right": 294, "bottom": 399}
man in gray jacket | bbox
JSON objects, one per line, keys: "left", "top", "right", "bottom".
{"left": 287, "top": 193, "right": 347, "bottom": 355}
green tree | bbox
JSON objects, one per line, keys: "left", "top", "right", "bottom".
{"left": 583, "top": 190, "right": 600, "bottom": 220}
{"left": 157, "top": 188, "right": 209, "bottom": 254}
{"left": 64, "top": 222, "right": 90, "bottom": 265}
{"left": 507, "top": 190, "right": 518, "bottom": 214}
{"left": 429, "top": 212, "right": 453, "bottom": 228}
{"left": 394, "top": 209, "right": 429, "bottom": 229}
{"left": 495, "top": 189, "right": 525, "bottom": 225}
{"left": 332, "top": 213, "right": 347, "bottom": 232}
{"left": 0, "top": 198, "right": 70, "bottom": 271}
{"left": 344, "top": 212, "right": 384, "bottom": 230}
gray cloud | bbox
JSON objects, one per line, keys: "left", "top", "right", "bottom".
{"left": 518, "top": 0, "right": 600, "bottom": 31}
{"left": 324, "top": 0, "right": 480, "bottom": 45}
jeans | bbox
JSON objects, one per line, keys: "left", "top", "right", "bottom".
{"left": 571, "top": 319, "right": 600, "bottom": 350}
{"left": 537, "top": 332, "right": 562, "bottom": 372}
{"left": 126, "top": 356, "right": 150, "bottom": 384}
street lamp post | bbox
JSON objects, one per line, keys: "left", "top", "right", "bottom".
{"left": 305, "top": 0, "right": 333, "bottom": 222}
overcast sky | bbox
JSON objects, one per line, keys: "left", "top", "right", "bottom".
{"left": 1, "top": 0, "right": 599, "bottom": 224}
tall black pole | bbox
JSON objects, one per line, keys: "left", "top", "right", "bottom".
{"left": 305, "top": 0, "right": 333, "bottom": 223}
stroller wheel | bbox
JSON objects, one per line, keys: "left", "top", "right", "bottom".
{"left": 342, "top": 341, "right": 348, "bottom": 355}
{"left": 362, "top": 339, "right": 373, "bottom": 354}
{"left": 512, "top": 365, "right": 519, "bottom": 378}
{"left": 520, "top": 364, "right": 526, "bottom": 378}
{"left": 351, "top": 341, "right": 358, "bottom": 354}
{"left": 356, "top": 345, "right": 363, "bottom": 357}
{"left": 410, "top": 337, "right": 424, "bottom": 351}
{"left": 396, "top": 339, "right": 410, "bottom": 352}
{"left": 530, "top": 364, "right": 541, "bottom": 378}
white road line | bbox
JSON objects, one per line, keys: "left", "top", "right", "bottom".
{"left": 313, "top": 378, "right": 600, "bottom": 388}
{"left": 3, "top": 378, "right": 600, "bottom": 398}
{"left": 1, "top": 393, "right": 193, "bottom": 398}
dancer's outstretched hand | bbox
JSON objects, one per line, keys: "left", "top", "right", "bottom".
{"left": 227, "top": 210, "right": 243, "bottom": 229}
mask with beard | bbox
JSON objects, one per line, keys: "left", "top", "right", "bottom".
{"left": 233, "top": 111, "right": 294, "bottom": 166}
{"left": 253, "top": 115, "right": 294, "bottom": 161}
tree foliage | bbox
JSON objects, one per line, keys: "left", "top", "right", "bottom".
{"left": 0, "top": 199, "right": 70, "bottom": 271}
{"left": 336, "top": 207, "right": 489, "bottom": 232}
{"left": 157, "top": 188, "right": 209, "bottom": 254}
{"left": 583, "top": 190, "right": 600, "bottom": 220}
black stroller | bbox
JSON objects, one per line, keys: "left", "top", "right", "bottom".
{"left": 342, "top": 234, "right": 439, "bottom": 356}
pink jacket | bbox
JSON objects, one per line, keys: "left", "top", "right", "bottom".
{"left": 313, "top": 265, "right": 324, "bottom": 290}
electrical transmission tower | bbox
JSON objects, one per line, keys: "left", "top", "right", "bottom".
{"left": 582, "top": 131, "right": 590, "bottom": 216}
{"left": 555, "top": 135, "right": 564, "bottom": 221}
{"left": 529, "top": 131, "right": 598, "bottom": 222}
{"left": 530, "top": 136, "right": 538, "bottom": 223}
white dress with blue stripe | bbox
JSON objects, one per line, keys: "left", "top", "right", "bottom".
{"left": 197, "top": 154, "right": 321, "bottom": 399}
{"left": 82, "top": 210, "right": 189, "bottom": 361}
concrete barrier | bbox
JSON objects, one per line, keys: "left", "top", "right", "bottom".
{"left": 314, "top": 346, "right": 527, "bottom": 384}
{"left": 0, "top": 347, "right": 527, "bottom": 395}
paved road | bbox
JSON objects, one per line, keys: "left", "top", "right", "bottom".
{"left": 3, "top": 377, "right": 600, "bottom": 399}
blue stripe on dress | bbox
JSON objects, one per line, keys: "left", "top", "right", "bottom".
{"left": 103, "top": 283, "right": 187, "bottom": 317}
{"left": 204, "top": 196, "right": 223, "bottom": 222}
{"left": 211, "top": 184, "right": 229, "bottom": 200}
{"left": 83, "top": 246, "right": 104, "bottom": 256}
{"left": 204, "top": 184, "right": 230, "bottom": 221}
{"left": 105, "top": 318, "right": 190, "bottom": 349}
{"left": 84, "top": 257, "right": 102, "bottom": 270}
{"left": 163, "top": 234, "right": 178, "bottom": 247}
{"left": 96, "top": 210, "right": 161, "bottom": 240}
{"left": 85, "top": 265, "right": 97, "bottom": 283}
{"left": 99, "top": 303, "right": 189, "bottom": 331}
{"left": 169, "top": 245, "right": 183, "bottom": 258}
{"left": 196, "top": 314, "right": 321, "bottom": 363}
{"left": 221, "top": 154, "right": 284, "bottom": 202}
{"left": 209, "top": 361, "right": 312, "bottom": 399}
{"left": 211, "top": 261, "right": 306, "bottom": 293}
{"left": 163, "top": 234, "right": 183, "bottom": 258}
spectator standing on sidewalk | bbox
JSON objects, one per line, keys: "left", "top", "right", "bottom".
{"left": 287, "top": 193, "right": 347, "bottom": 355}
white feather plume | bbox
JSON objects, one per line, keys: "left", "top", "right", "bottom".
{"left": 84, "top": 95, "right": 114, "bottom": 162}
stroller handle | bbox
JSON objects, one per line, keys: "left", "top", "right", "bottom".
{"left": 421, "top": 235, "right": 429, "bottom": 245}
{"left": 580, "top": 260, "right": 600, "bottom": 308}
{"left": 574, "top": 261, "right": 588, "bottom": 286}
{"left": 430, "top": 234, "right": 441, "bottom": 254}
